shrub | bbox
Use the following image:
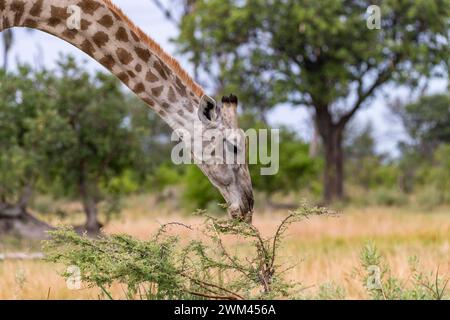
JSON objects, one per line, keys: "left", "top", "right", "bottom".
{"left": 415, "top": 185, "right": 445, "bottom": 210}
{"left": 370, "top": 188, "right": 409, "bottom": 207}
{"left": 43, "top": 204, "right": 332, "bottom": 300}
{"left": 359, "top": 243, "right": 449, "bottom": 300}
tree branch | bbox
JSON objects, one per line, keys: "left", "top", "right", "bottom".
{"left": 149, "top": 0, "right": 178, "bottom": 25}
{"left": 337, "top": 55, "right": 402, "bottom": 128}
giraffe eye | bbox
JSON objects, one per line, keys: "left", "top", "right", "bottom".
{"left": 198, "top": 95, "right": 219, "bottom": 124}
{"left": 203, "top": 102, "right": 215, "bottom": 121}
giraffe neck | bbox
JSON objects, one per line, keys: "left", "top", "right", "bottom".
{"left": 0, "top": 0, "right": 202, "bottom": 131}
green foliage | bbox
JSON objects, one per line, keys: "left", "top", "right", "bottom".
{"left": 0, "top": 66, "right": 53, "bottom": 203}
{"left": 399, "top": 94, "right": 450, "bottom": 151}
{"left": 147, "top": 164, "right": 183, "bottom": 191}
{"left": 102, "top": 170, "right": 140, "bottom": 196}
{"left": 359, "top": 243, "right": 449, "bottom": 300}
{"left": 29, "top": 56, "right": 137, "bottom": 196}
{"left": 44, "top": 204, "right": 333, "bottom": 300}
{"left": 250, "top": 126, "right": 322, "bottom": 198}
{"left": 370, "top": 188, "right": 409, "bottom": 207}
{"left": 422, "top": 145, "right": 450, "bottom": 197}
{"left": 0, "top": 55, "right": 179, "bottom": 227}
{"left": 182, "top": 165, "right": 224, "bottom": 210}
{"left": 345, "top": 123, "right": 399, "bottom": 190}
{"left": 312, "top": 282, "right": 346, "bottom": 300}
{"left": 413, "top": 144, "right": 450, "bottom": 208}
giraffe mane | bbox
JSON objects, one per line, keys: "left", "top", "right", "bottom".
{"left": 102, "top": 0, "right": 204, "bottom": 98}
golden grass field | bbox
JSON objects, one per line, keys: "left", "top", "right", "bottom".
{"left": 0, "top": 196, "right": 449, "bottom": 300}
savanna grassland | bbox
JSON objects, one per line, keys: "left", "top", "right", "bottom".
{"left": 1, "top": 195, "right": 449, "bottom": 300}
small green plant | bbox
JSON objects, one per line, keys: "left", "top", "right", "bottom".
{"left": 44, "top": 203, "right": 333, "bottom": 300}
{"left": 359, "top": 243, "right": 449, "bottom": 300}
{"left": 312, "top": 282, "right": 346, "bottom": 300}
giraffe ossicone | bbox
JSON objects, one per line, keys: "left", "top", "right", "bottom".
{"left": 0, "top": 0, "right": 254, "bottom": 222}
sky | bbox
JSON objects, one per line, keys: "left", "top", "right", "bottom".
{"left": 3, "top": 0, "right": 447, "bottom": 157}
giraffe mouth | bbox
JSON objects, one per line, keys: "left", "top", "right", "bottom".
{"left": 227, "top": 185, "right": 254, "bottom": 223}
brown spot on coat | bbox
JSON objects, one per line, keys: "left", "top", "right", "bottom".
{"left": 99, "top": 55, "right": 116, "bottom": 69}
{"left": 162, "top": 102, "right": 170, "bottom": 109}
{"left": 78, "top": 0, "right": 102, "bottom": 15}
{"left": 145, "top": 70, "right": 159, "bottom": 83}
{"left": 127, "top": 70, "right": 136, "bottom": 78}
{"left": 23, "top": 19, "right": 38, "bottom": 28}
{"left": 134, "top": 83, "right": 146, "bottom": 94}
{"left": 98, "top": 15, "right": 114, "bottom": 28}
{"left": 116, "top": 48, "right": 133, "bottom": 65}
{"left": 30, "top": 0, "right": 44, "bottom": 17}
{"left": 49, "top": 6, "right": 69, "bottom": 27}
{"left": 135, "top": 47, "right": 151, "bottom": 62}
{"left": 0, "top": 0, "right": 5, "bottom": 11}
{"left": 117, "top": 72, "right": 130, "bottom": 85}
{"left": 115, "top": 27, "right": 129, "bottom": 42}
{"left": 143, "top": 97, "right": 155, "bottom": 107}
{"left": 80, "top": 40, "right": 95, "bottom": 56}
{"left": 175, "top": 77, "right": 187, "bottom": 97}
{"left": 93, "top": 31, "right": 109, "bottom": 47}
{"left": 135, "top": 64, "right": 142, "bottom": 72}
{"left": 81, "top": 19, "right": 92, "bottom": 30}
{"left": 11, "top": 0, "right": 26, "bottom": 25}
{"left": 130, "top": 31, "right": 140, "bottom": 42}
{"left": 168, "top": 86, "right": 177, "bottom": 103}
{"left": 153, "top": 60, "right": 168, "bottom": 80}
{"left": 151, "top": 86, "right": 164, "bottom": 97}
{"left": 185, "top": 103, "right": 194, "bottom": 113}
{"left": 62, "top": 29, "right": 78, "bottom": 40}
{"left": 3, "top": 17, "right": 10, "bottom": 29}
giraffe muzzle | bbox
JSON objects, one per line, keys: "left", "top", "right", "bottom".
{"left": 228, "top": 184, "right": 254, "bottom": 223}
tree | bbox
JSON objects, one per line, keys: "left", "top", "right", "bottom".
{"left": 174, "top": 0, "right": 450, "bottom": 203}
{"left": 27, "top": 56, "right": 139, "bottom": 233}
{"left": 0, "top": 66, "right": 54, "bottom": 238}
{"left": 344, "top": 122, "right": 398, "bottom": 190}
{"left": 392, "top": 93, "right": 450, "bottom": 193}
{"left": 396, "top": 93, "right": 450, "bottom": 156}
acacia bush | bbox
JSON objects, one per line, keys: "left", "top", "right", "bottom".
{"left": 358, "top": 243, "right": 449, "bottom": 300}
{"left": 44, "top": 204, "right": 333, "bottom": 300}
{"left": 43, "top": 205, "right": 449, "bottom": 300}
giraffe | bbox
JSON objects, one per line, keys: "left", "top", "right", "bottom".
{"left": 0, "top": 0, "right": 254, "bottom": 222}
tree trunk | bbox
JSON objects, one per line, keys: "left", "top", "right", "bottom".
{"left": 82, "top": 196, "right": 102, "bottom": 232}
{"left": 79, "top": 178, "right": 102, "bottom": 234}
{"left": 0, "top": 202, "right": 53, "bottom": 239}
{"left": 314, "top": 105, "right": 345, "bottom": 204}
{"left": 0, "top": 184, "right": 53, "bottom": 239}
{"left": 323, "top": 130, "right": 344, "bottom": 203}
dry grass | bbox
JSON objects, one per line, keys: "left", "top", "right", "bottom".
{"left": 0, "top": 200, "right": 449, "bottom": 299}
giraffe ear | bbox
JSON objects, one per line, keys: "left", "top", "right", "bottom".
{"left": 198, "top": 95, "right": 219, "bottom": 124}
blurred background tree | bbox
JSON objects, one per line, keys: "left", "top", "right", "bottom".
{"left": 172, "top": 0, "right": 450, "bottom": 203}
{"left": 0, "top": 66, "right": 54, "bottom": 238}
{"left": 26, "top": 56, "right": 143, "bottom": 233}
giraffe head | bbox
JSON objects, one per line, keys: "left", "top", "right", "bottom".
{"left": 194, "top": 94, "right": 254, "bottom": 222}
